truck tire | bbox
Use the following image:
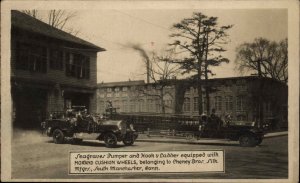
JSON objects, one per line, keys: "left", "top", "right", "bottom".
{"left": 239, "top": 134, "right": 257, "bottom": 147}
{"left": 104, "top": 132, "right": 117, "bottom": 148}
{"left": 53, "top": 129, "right": 65, "bottom": 144}
{"left": 123, "top": 134, "right": 134, "bottom": 146}
{"left": 256, "top": 137, "right": 263, "bottom": 145}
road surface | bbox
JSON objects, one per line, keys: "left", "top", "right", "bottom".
{"left": 11, "top": 130, "right": 288, "bottom": 179}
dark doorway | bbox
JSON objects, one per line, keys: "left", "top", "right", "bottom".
{"left": 64, "top": 92, "right": 90, "bottom": 111}
{"left": 12, "top": 87, "right": 48, "bottom": 129}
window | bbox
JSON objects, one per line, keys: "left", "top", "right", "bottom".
{"left": 114, "top": 100, "right": 120, "bottom": 109}
{"left": 122, "top": 100, "right": 128, "bottom": 112}
{"left": 65, "top": 99, "right": 72, "bottom": 109}
{"left": 225, "top": 85, "right": 231, "bottom": 91}
{"left": 107, "top": 93, "right": 112, "bottom": 98}
{"left": 155, "top": 99, "right": 160, "bottom": 113}
{"left": 237, "top": 84, "right": 246, "bottom": 91}
{"left": 214, "top": 96, "right": 222, "bottom": 111}
{"left": 236, "top": 80, "right": 246, "bottom": 91}
{"left": 115, "top": 87, "right": 120, "bottom": 92}
{"left": 236, "top": 96, "right": 245, "bottom": 111}
{"left": 122, "top": 87, "right": 128, "bottom": 91}
{"left": 115, "top": 93, "right": 120, "bottom": 97}
{"left": 185, "top": 88, "right": 190, "bottom": 94}
{"left": 16, "top": 42, "right": 47, "bottom": 73}
{"left": 202, "top": 97, "right": 207, "bottom": 112}
{"left": 147, "top": 99, "right": 154, "bottom": 112}
{"left": 265, "top": 101, "right": 272, "bottom": 113}
{"left": 225, "top": 96, "right": 233, "bottom": 111}
{"left": 99, "top": 94, "right": 105, "bottom": 98}
{"left": 99, "top": 101, "right": 105, "bottom": 113}
{"left": 164, "top": 100, "right": 172, "bottom": 108}
{"left": 130, "top": 100, "right": 135, "bottom": 112}
{"left": 122, "top": 93, "right": 128, "bottom": 97}
{"left": 193, "top": 97, "right": 198, "bottom": 111}
{"left": 50, "top": 49, "right": 63, "bottom": 70}
{"left": 65, "top": 52, "right": 90, "bottom": 79}
{"left": 237, "top": 114, "right": 247, "bottom": 121}
{"left": 193, "top": 87, "right": 197, "bottom": 93}
{"left": 183, "top": 98, "right": 190, "bottom": 112}
{"left": 107, "top": 88, "right": 112, "bottom": 92}
{"left": 138, "top": 99, "right": 145, "bottom": 112}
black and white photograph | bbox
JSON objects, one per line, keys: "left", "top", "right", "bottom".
{"left": 1, "top": 0, "right": 299, "bottom": 182}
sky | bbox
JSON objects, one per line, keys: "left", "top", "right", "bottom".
{"left": 64, "top": 9, "right": 287, "bottom": 83}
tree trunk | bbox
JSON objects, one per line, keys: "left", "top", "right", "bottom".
{"left": 204, "top": 32, "right": 210, "bottom": 115}
{"left": 197, "top": 63, "right": 203, "bottom": 115}
{"left": 205, "top": 85, "right": 210, "bottom": 115}
{"left": 160, "top": 88, "right": 165, "bottom": 114}
{"left": 204, "top": 65, "right": 210, "bottom": 114}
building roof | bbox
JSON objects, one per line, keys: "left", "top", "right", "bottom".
{"left": 11, "top": 10, "right": 105, "bottom": 52}
{"left": 98, "top": 80, "right": 145, "bottom": 87}
{"left": 205, "top": 76, "right": 287, "bottom": 85}
{"left": 97, "top": 76, "right": 287, "bottom": 88}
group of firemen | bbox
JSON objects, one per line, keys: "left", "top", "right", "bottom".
{"left": 199, "top": 108, "right": 232, "bottom": 133}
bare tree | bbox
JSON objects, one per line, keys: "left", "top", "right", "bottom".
{"left": 22, "top": 10, "right": 39, "bottom": 19}
{"left": 22, "top": 10, "right": 79, "bottom": 36}
{"left": 48, "top": 10, "right": 77, "bottom": 30}
{"left": 235, "top": 38, "right": 288, "bottom": 83}
{"left": 130, "top": 44, "right": 180, "bottom": 114}
{"left": 169, "top": 12, "right": 232, "bottom": 115}
{"left": 235, "top": 37, "right": 288, "bottom": 127}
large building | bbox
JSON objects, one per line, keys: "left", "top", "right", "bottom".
{"left": 97, "top": 80, "right": 176, "bottom": 114}
{"left": 97, "top": 76, "right": 288, "bottom": 128}
{"left": 11, "top": 11, "right": 105, "bottom": 128}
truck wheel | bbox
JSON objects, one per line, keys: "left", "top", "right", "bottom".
{"left": 53, "top": 129, "right": 65, "bottom": 144}
{"left": 123, "top": 134, "right": 134, "bottom": 146}
{"left": 239, "top": 134, "right": 256, "bottom": 147}
{"left": 256, "top": 137, "right": 263, "bottom": 145}
{"left": 104, "top": 133, "right": 117, "bottom": 148}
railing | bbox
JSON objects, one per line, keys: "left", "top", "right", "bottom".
{"left": 144, "top": 129, "right": 197, "bottom": 139}
{"left": 114, "top": 113, "right": 200, "bottom": 132}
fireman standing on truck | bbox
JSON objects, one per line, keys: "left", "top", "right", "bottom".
{"left": 106, "top": 100, "right": 114, "bottom": 118}
{"left": 209, "top": 108, "right": 223, "bottom": 132}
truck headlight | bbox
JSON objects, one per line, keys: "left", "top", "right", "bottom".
{"left": 117, "top": 121, "right": 127, "bottom": 134}
{"left": 117, "top": 123, "right": 122, "bottom": 130}
{"left": 41, "top": 121, "right": 46, "bottom": 129}
{"left": 46, "top": 127, "right": 52, "bottom": 135}
{"left": 129, "top": 124, "right": 135, "bottom": 131}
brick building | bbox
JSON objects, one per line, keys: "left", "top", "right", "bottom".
{"left": 179, "top": 77, "right": 287, "bottom": 126}
{"left": 97, "top": 76, "right": 287, "bottom": 128}
{"left": 11, "top": 11, "right": 105, "bottom": 128}
{"left": 97, "top": 80, "right": 176, "bottom": 114}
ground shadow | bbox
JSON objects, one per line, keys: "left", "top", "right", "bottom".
{"left": 136, "top": 139, "right": 241, "bottom": 147}
{"left": 44, "top": 139, "right": 136, "bottom": 148}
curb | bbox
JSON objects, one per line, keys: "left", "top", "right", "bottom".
{"left": 264, "top": 132, "right": 288, "bottom": 138}
{"left": 136, "top": 131, "right": 288, "bottom": 144}
{"left": 136, "top": 139, "right": 235, "bottom": 146}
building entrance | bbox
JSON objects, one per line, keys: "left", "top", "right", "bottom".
{"left": 63, "top": 92, "right": 90, "bottom": 112}
{"left": 12, "top": 87, "right": 48, "bottom": 129}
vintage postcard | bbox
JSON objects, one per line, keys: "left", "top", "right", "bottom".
{"left": 1, "top": 0, "right": 299, "bottom": 182}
